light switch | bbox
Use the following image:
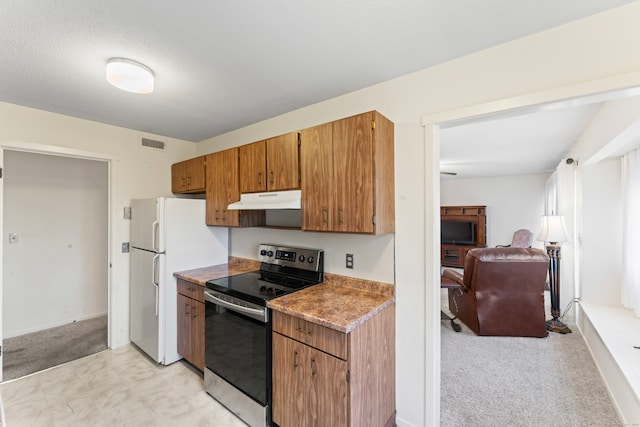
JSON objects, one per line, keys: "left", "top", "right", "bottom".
{"left": 123, "top": 207, "right": 132, "bottom": 220}
{"left": 8, "top": 233, "right": 18, "bottom": 244}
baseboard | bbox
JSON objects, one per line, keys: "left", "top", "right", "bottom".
{"left": 4, "top": 311, "right": 108, "bottom": 339}
{"left": 578, "top": 302, "right": 640, "bottom": 424}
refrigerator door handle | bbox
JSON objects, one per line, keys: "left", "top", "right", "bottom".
{"left": 152, "top": 254, "right": 160, "bottom": 317}
{"left": 152, "top": 220, "right": 160, "bottom": 252}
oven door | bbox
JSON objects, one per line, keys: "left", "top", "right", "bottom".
{"left": 203, "top": 289, "right": 271, "bottom": 427}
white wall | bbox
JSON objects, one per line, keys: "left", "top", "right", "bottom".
{"left": 230, "top": 228, "right": 394, "bottom": 283}
{"left": 3, "top": 151, "right": 108, "bottom": 337}
{"left": 580, "top": 159, "right": 623, "bottom": 306}
{"left": 567, "top": 96, "right": 640, "bottom": 308}
{"left": 0, "top": 101, "right": 198, "bottom": 347}
{"left": 440, "top": 174, "right": 548, "bottom": 249}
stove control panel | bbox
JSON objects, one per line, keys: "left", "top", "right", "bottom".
{"left": 258, "top": 244, "right": 323, "bottom": 272}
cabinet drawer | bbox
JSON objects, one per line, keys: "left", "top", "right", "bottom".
{"left": 272, "top": 311, "right": 347, "bottom": 360}
{"left": 177, "top": 279, "right": 204, "bottom": 303}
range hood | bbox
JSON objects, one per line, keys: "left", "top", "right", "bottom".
{"left": 227, "top": 190, "right": 301, "bottom": 210}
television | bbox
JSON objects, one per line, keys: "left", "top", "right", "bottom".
{"left": 441, "top": 219, "right": 475, "bottom": 245}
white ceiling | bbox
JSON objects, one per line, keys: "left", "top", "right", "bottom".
{"left": 1, "top": 0, "right": 635, "bottom": 146}
{"left": 439, "top": 102, "right": 604, "bottom": 179}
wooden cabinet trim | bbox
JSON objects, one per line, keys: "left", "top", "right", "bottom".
{"left": 177, "top": 278, "right": 204, "bottom": 303}
{"left": 272, "top": 311, "right": 347, "bottom": 360}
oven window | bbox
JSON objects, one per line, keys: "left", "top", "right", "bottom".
{"left": 205, "top": 301, "right": 269, "bottom": 405}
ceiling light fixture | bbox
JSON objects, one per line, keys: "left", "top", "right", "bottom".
{"left": 106, "top": 58, "right": 154, "bottom": 94}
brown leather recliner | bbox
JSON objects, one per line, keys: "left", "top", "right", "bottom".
{"left": 442, "top": 247, "right": 549, "bottom": 337}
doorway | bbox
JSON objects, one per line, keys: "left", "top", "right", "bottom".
{"left": 1, "top": 148, "right": 110, "bottom": 381}
{"left": 423, "top": 78, "right": 640, "bottom": 425}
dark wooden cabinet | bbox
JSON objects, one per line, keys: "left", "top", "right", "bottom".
{"left": 272, "top": 305, "right": 395, "bottom": 427}
{"left": 440, "top": 205, "right": 487, "bottom": 267}
{"left": 175, "top": 110, "right": 394, "bottom": 234}
{"left": 300, "top": 111, "right": 394, "bottom": 235}
{"left": 177, "top": 279, "right": 205, "bottom": 371}
{"left": 239, "top": 132, "right": 300, "bottom": 193}
{"left": 171, "top": 156, "right": 206, "bottom": 194}
{"left": 205, "top": 148, "right": 265, "bottom": 227}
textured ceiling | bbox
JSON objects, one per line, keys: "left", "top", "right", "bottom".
{"left": 0, "top": 0, "right": 635, "bottom": 142}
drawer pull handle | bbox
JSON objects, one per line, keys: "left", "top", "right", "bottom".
{"left": 311, "top": 356, "right": 317, "bottom": 376}
{"left": 293, "top": 351, "right": 299, "bottom": 369}
{"left": 295, "top": 326, "right": 312, "bottom": 335}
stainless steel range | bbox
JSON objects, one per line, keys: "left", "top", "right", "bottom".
{"left": 204, "top": 244, "right": 324, "bottom": 427}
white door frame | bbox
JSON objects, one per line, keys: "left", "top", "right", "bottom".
{"left": 0, "top": 140, "right": 118, "bottom": 381}
{"left": 421, "top": 71, "right": 640, "bottom": 426}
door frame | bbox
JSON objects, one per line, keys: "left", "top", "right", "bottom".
{"left": 0, "top": 140, "right": 118, "bottom": 381}
{"left": 421, "top": 71, "right": 640, "bottom": 426}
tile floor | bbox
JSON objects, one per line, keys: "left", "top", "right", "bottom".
{"left": 0, "top": 345, "right": 247, "bottom": 427}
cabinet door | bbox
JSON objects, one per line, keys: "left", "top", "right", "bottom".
{"left": 191, "top": 299, "right": 205, "bottom": 371}
{"left": 307, "top": 348, "right": 349, "bottom": 427}
{"left": 219, "top": 148, "right": 240, "bottom": 226}
{"left": 177, "top": 293, "right": 192, "bottom": 363}
{"left": 206, "top": 149, "right": 241, "bottom": 226}
{"left": 266, "top": 132, "right": 299, "bottom": 191}
{"left": 205, "top": 153, "right": 221, "bottom": 225}
{"left": 272, "top": 333, "right": 306, "bottom": 427}
{"left": 185, "top": 156, "right": 206, "bottom": 191}
{"left": 239, "top": 141, "right": 267, "bottom": 193}
{"left": 333, "top": 113, "right": 374, "bottom": 233}
{"left": 300, "top": 123, "right": 334, "bottom": 231}
{"left": 171, "top": 161, "right": 187, "bottom": 193}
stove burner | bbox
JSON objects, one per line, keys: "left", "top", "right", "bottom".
{"left": 205, "top": 244, "right": 324, "bottom": 306}
{"left": 259, "top": 285, "right": 286, "bottom": 297}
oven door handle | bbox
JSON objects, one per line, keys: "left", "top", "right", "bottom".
{"left": 204, "top": 290, "right": 267, "bottom": 323}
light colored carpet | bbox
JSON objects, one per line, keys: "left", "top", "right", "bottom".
{"left": 440, "top": 291, "right": 621, "bottom": 426}
{"left": 2, "top": 315, "right": 108, "bottom": 382}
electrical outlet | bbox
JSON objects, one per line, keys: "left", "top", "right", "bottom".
{"left": 346, "top": 253, "right": 354, "bottom": 269}
{"left": 122, "top": 242, "right": 130, "bottom": 253}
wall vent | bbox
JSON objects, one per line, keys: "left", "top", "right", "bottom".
{"left": 140, "top": 137, "right": 166, "bottom": 150}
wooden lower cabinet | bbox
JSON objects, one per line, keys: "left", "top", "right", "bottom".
{"left": 177, "top": 279, "right": 204, "bottom": 371}
{"left": 272, "top": 333, "right": 348, "bottom": 427}
{"left": 272, "top": 304, "right": 396, "bottom": 427}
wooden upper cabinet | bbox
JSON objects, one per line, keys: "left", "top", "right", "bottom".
{"left": 239, "top": 132, "right": 300, "bottom": 193}
{"left": 300, "top": 123, "right": 334, "bottom": 232}
{"left": 300, "top": 111, "right": 394, "bottom": 235}
{"left": 333, "top": 113, "right": 375, "bottom": 233}
{"left": 206, "top": 148, "right": 265, "bottom": 228}
{"left": 239, "top": 141, "right": 267, "bottom": 193}
{"left": 206, "top": 149, "right": 240, "bottom": 227}
{"left": 171, "top": 156, "right": 206, "bottom": 194}
{"left": 266, "top": 132, "right": 300, "bottom": 191}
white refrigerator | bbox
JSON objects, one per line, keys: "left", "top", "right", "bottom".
{"left": 130, "top": 197, "right": 228, "bottom": 364}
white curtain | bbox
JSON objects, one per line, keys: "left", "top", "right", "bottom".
{"left": 622, "top": 148, "right": 640, "bottom": 316}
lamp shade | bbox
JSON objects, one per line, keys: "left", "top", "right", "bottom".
{"left": 106, "top": 58, "right": 154, "bottom": 94}
{"left": 537, "top": 215, "right": 569, "bottom": 243}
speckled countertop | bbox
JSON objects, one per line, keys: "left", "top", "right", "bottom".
{"left": 267, "top": 274, "right": 394, "bottom": 333}
{"left": 173, "top": 257, "right": 260, "bottom": 285}
{"left": 173, "top": 258, "right": 395, "bottom": 334}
